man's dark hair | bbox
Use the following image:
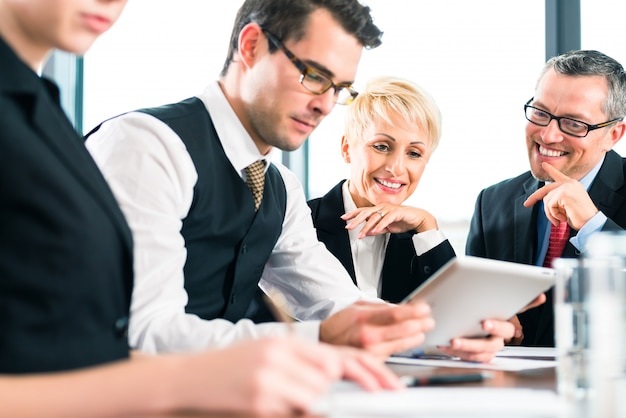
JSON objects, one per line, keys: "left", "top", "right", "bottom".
{"left": 220, "top": 0, "right": 383, "bottom": 76}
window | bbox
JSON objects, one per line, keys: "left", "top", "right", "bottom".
{"left": 82, "top": 1, "right": 623, "bottom": 252}
{"left": 83, "top": 1, "right": 242, "bottom": 132}
{"left": 581, "top": 0, "right": 626, "bottom": 162}
{"left": 307, "top": 1, "right": 545, "bottom": 251}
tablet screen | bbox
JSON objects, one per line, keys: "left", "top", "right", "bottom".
{"left": 401, "top": 256, "right": 556, "bottom": 354}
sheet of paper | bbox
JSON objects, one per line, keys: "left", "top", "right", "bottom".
{"left": 312, "top": 383, "right": 568, "bottom": 417}
{"left": 386, "top": 354, "right": 556, "bottom": 371}
{"left": 496, "top": 346, "right": 557, "bottom": 359}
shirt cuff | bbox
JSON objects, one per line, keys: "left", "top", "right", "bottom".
{"left": 412, "top": 229, "right": 446, "bottom": 256}
{"left": 292, "top": 320, "right": 321, "bottom": 343}
{"left": 570, "top": 211, "right": 607, "bottom": 252}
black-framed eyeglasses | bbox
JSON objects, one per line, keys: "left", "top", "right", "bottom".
{"left": 262, "top": 29, "right": 358, "bottom": 105}
{"left": 524, "top": 98, "right": 623, "bottom": 138}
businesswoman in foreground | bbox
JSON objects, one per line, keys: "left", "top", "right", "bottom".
{"left": 0, "top": 0, "right": 401, "bottom": 415}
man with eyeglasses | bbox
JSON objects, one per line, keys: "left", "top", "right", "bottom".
{"left": 86, "top": 0, "right": 515, "bottom": 361}
{"left": 466, "top": 49, "right": 626, "bottom": 347}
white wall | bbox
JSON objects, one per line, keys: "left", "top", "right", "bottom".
{"left": 83, "top": 0, "right": 626, "bottom": 254}
{"left": 83, "top": 1, "right": 242, "bottom": 130}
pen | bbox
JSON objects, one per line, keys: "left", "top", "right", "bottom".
{"left": 402, "top": 372, "right": 492, "bottom": 387}
{"left": 263, "top": 290, "right": 294, "bottom": 334}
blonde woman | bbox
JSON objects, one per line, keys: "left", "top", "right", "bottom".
{"left": 309, "top": 76, "right": 519, "bottom": 362}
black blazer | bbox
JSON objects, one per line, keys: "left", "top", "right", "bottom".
{"left": 466, "top": 150, "right": 626, "bottom": 346}
{"left": 0, "top": 37, "right": 134, "bottom": 373}
{"left": 308, "top": 180, "right": 456, "bottom": 303}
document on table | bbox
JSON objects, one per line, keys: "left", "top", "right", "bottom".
{"left": 496, "top": 346, "right": 556, "bottom": 359}
{"left": 312, "top": 382, "right": 567, "bottom": 417}
{"left": 387, "top": 347, "right": 556, "bottom": 371}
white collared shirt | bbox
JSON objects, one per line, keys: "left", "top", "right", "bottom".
{"left": 86, "top": 81, "right": 375, "bottom": 354}
{"left": 342, "top": 182, "right": 389, "bottom": 298}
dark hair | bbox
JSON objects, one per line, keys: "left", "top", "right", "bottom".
{"left": 538, "top": 50, "right": 626, "bottom": 119}
{"left": 219, "top": 0, "right": 383, "bottom": 76}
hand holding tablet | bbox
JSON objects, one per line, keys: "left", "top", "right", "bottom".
{"left": 400, "top": 256, "right": 556, "bottom": 355}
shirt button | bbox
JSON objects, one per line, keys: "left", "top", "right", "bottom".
{"left": 423, "top": 266, "right": 432, "bottom": 274}
{"left": 114, "top": 316, "right": 129, "bottom": 338}
{"left": 241, "top": 244, "right": 247, "bottom": 254}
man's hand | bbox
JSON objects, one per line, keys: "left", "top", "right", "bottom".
{"left": 436, "top": 294, "right": 547, "bottom": 361}
{"left": 520, "top": 294, "right": 547, "bottom": 313}
{"left": 523, "top": 162, "right": 599, "bottom": 230}
{"left": 435, "top": 319, "right": 513, "bottom": 363}
{"left": 507, "top": 315, "right": 524, "bottom": 345}
{"left": 506, "top": 294, "right": 546, "bottom": 345}
{"left": 319, "top": 301, "right": 435, "bottom": 358}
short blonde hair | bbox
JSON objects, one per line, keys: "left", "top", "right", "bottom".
{"left": 344, "top": 75, "right": 442, "bottom": 151}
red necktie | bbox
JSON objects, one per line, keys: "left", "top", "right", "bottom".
{"left": 543, "top": 221, "right": 571, "bottom": 268}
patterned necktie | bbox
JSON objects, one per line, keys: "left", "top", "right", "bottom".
{"left": 244, "top": 160, "right": 266, "bottom": 211}
{"left": 543, "top": 221, "right": 571, "bottom": 268}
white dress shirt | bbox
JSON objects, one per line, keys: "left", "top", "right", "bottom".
{"left": 86, "top": 81, "right": 375, "bottom": 354}
{"left": 341, "top": 181, "right": 448, "bottom": 299}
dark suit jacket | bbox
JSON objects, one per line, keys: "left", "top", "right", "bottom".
{"left": 466, "top": 150, "right": 626, "bottom": 346}
{"left": 308, "top": 180, "right": 456, "bottom": 303}
{"left": 0, "top": 37, "right": 134, "bottom": 373}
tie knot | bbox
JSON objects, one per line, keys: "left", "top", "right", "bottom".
{"left": 245, "top": 160, "right": 266, "bottom": 211}
{"left": 245, "top": 160, "right": 266, "bottom": 178}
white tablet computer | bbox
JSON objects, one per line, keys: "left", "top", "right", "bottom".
{"left": 399, "top": 256, "right": 556, "bottom": 355}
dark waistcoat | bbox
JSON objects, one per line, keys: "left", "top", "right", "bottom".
{"left": 139, "top": 98, "right": 287, "bottom": 322}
